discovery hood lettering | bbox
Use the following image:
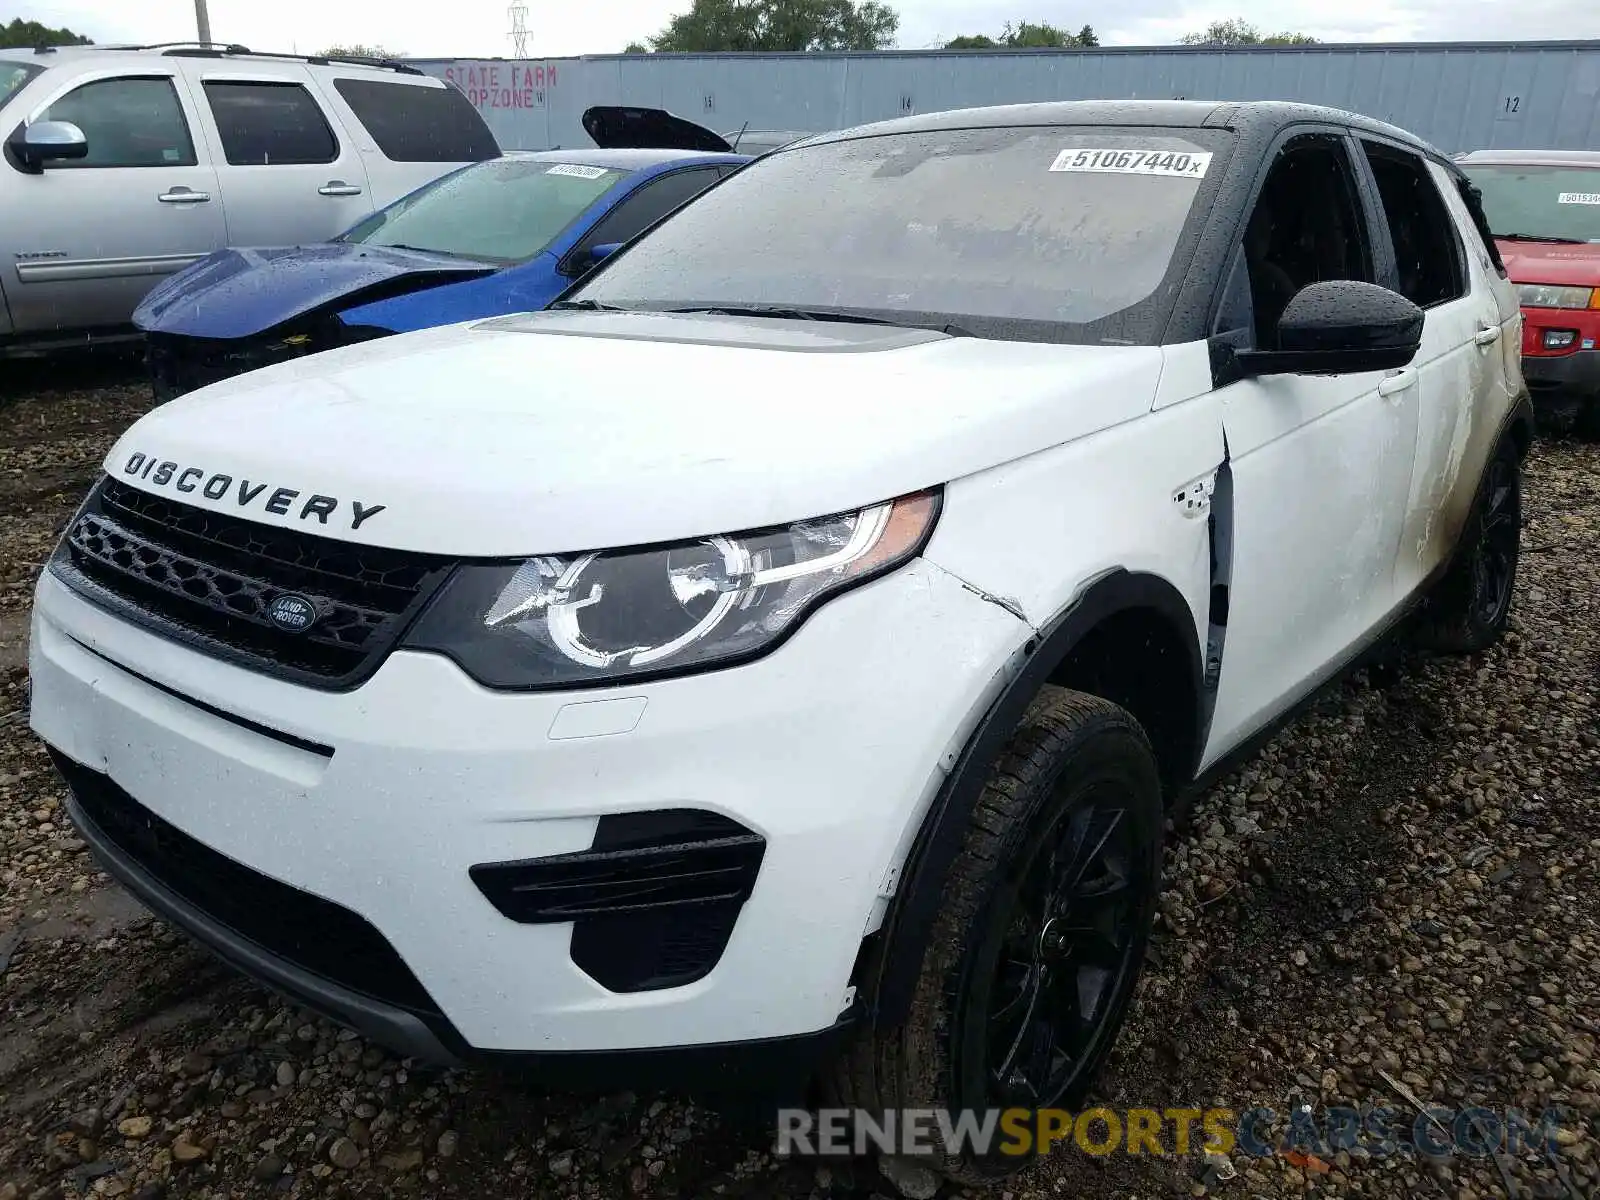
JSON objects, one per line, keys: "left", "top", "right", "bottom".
{"left": 118, "top": 451, "right": 387, "bottom": 532}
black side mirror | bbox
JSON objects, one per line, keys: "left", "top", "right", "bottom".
{"left": 1236, "top": 280, "right": 1424, "bottom": 378}
{"left": 8, "top": 119, "right": 89, "bottom": 170}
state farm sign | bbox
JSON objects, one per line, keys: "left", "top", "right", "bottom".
{"left": 442, "top": 62, "right": 558, "bottom": 110}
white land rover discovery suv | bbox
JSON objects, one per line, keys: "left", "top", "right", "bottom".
{"left": 30, "top": 101, "right": 1530, "bottom": 1180}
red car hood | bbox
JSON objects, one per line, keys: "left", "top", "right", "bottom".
{"left": 1495, "top": 238, "right": 1600, "bottom": 287}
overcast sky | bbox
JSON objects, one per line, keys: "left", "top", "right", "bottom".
{"left": 20, "top": 0, "right": 1600, "bottom": 58}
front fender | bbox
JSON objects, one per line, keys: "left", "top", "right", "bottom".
{"left": 338, "top": 258, "right": 562, "bottom": 334}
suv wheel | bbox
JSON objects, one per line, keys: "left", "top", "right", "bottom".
{"left": 1416, "top": 437, "right": 1522, "bottom": 655}
{"left": 834, "top": 688, "right": 1164, "bottom": 1182}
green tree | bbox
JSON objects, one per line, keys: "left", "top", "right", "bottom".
{"left": 944, "top": 20, "right": 1097, "bottom": 50}
{"left": 317, "top": 43, "right": 402, "bottom": 59}
{"left": 1178, "top": 18, "right": 1317, "bottom": 45}
{"left": 647, "top": 0, "right": 900, "bottom": 53}
{"left": 0, "top": 17, "right": 91, "bottom": 48}
{"left": 623, "top": 41, "right": 650, "bottom": 52}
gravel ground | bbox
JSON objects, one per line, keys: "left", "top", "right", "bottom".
{"left": 1, "top": 367, "right": 1595, "bottom": 1200}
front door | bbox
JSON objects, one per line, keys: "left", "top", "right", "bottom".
{"left": 0, "top": 72, "right": 227, "bottom": 336}
{"left": 1201, "top": 130, "right": 1421, "bottom": 764}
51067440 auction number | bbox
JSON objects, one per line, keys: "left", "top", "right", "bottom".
{"left": 1049, "top": 148, "right": 1213, "bottom": 178}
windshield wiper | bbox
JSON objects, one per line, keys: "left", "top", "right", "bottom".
{"left": 661, "top": 304, "right": 975, "bottom": 337}
{"left": 1497, "top": 232, "right": 1589, "bottom": 244}
{"left": 549, "top": 298, "right": 631, "bottom": 312}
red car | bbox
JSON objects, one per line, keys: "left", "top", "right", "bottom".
{"left": 1457, "top": 149, "right": 1600, "bottom": 435}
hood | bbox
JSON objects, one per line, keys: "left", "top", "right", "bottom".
{"left": 104, "top": 309, "right": 1166, "bottom": 558}
{"left": 133, "top": 243, "right": 500, "bottom": 339}
{"left": 1494, "top": 237, "right": 1600, "bottom": 288}
{"left": 582, "top": 105, "right": 733, "bottom": 153}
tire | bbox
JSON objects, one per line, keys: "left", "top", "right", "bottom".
{"left": 1414, "top": 436, "right": 1522, "bottom": 655}
{"left": 1578, "top": 398, "right": 1600, "bottom": 443}
{"left": 832, "top": 688, "right": 1164, "bottom": 1183}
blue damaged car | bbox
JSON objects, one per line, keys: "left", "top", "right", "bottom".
{"left": 134, "top": 106, "right": 752, "bottom": 399}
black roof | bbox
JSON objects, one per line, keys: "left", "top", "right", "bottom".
{"left": 803, "top": 98, "right": 1443, "bottom": 162}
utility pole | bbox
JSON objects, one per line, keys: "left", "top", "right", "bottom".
{"left": 194, "top": 0, "right": 212, "bottom": 45}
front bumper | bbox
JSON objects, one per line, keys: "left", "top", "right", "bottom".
{"left": 1521, "top": 346, "right": 1600, "bottom": 398}
{"left": 29, "top": 560, "right": 1026, "bottom": 1075}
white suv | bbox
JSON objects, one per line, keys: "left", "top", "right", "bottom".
{"left": 29, "top": 101, "right": 1529, "bottom": 1181}
{"left": 0, "top": 43, "right": 499, "bottom": 353}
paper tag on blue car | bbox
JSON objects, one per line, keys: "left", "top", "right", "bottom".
{"left": 547, "top": 164, "right": 611, "bottom": 179}
{"left": 1049, "top": 149, "right": 1213, "bottom": 178}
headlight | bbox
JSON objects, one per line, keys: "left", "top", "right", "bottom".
{"left": 403, "top": 490, "right": 941, "bottom": 689}
{"left": 1516, "top": 283, "right": 1597, "bottom": 310}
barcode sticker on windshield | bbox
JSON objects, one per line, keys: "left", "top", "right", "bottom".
{"left": 1557, "top": 191, "right": 1600, "bottom": 205}
{"left": 546, "top": 163, "right": 609, "bottom": 179}
{"left": 1049, "top": 148, "right": 1213, "bottom": 178}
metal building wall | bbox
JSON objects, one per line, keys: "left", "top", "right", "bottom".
{"left": 409, "top": 41, "right": 1600, "bottom": 155}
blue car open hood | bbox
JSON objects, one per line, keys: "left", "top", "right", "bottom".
{"left": 134, "top": 242, "right": 500, "bottom": 340}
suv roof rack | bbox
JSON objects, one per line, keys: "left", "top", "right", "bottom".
{"left": 91, "top": 42, "right": 423, "bottom": 75}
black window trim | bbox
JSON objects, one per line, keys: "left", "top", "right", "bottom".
{"left": 10, "top": 72, "right": 199, "bottom": 172}
{"left": 1354, "top": 133, "right": 1470, "bottom": 310}
{"left": 200, "top": 76, "right": 342, "bottom": 167}
{"left": 1203, "top": 121, "right": 1381, "bottom": 355}
{"left": 1447, "top": 166, "right": 1508, "bottom": 277}
{"left": 556, "top": 164, "right": 725, "bottom": 279}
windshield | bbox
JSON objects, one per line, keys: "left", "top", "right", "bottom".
{"left": 1461, "top": 163, "right": 1600, "bottom": 243}
{"left": 0, "top": 61, "right": 42, "bottom": 109}
{"left": 338, "top": 158, "right": 630, "bottom": 262}
{"left": 568, "top": 124, "right": 1230, "bottom": 343}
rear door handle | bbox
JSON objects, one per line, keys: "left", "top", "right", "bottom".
{"left": 158, "top": 187, "right": 210, "bottom": 204}
{"left": 1475, "top": 323, "right": 1502, "bottom": 346}
{"left": 318, "top": 181, "right": 363, "bottom": 197}
{"left": 1378, "top": 368, "right": 1418, "bottom": 397}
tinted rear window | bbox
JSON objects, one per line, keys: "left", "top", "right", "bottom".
{"left": 203, "top": 80, "right": 338, "bottom": 166}
{"left": 572, "top": 125, "right": 1232, "bottom": 345}
{"left": 332, "top": 78, "right": 498, "bottom": 162}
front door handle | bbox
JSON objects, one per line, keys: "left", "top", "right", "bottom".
{"left": 1475, "top": 322, "right": 1502, "bottom": 346}
{"left": 1378, "top": 368, "right": 1418, "bottom": 397}
{"left": 318, "top": 181, "right": 363, "bottom": 197}
{"left": 158, "top": 187, "right": 210, "bottom": 203}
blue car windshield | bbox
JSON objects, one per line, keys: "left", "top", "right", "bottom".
{"left": 339, "top": 158, "right": 630, "bottom": 263}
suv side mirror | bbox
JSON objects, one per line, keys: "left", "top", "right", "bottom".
{"left": 9, "top": 120, "right": 89, "bottom": 169}
{"left": 587, "top": 241, "right": 622, "bottom": 265}
{"left": 1236, "top": 280, "right": 1424, "bottom": 378}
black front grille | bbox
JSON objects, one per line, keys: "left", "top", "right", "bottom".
{"left": 146, "top": 329, "right": 393, "bottom": 403}
{"left": 147, "top": 334, "right": 315, "bottom": 402}
{"left": 56, "top": 753, "right": 441, "bottom": 1017}
{"left": 54, "top": 477, "right": 456, "bottom": 689}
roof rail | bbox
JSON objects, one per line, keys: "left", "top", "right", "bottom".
{"left": 92, "top": 42, "right": 421, "bottom": 75}
{"left": 101, "top": 41, "right": 252, "bottom": 53}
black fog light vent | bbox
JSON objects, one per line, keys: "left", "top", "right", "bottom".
{"left": 469, "top": 809, "right": 767, "bottom": 992}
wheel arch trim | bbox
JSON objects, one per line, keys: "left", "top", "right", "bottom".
{"left": 860, "top": 567, "right": 1204, "bottom": 1033}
